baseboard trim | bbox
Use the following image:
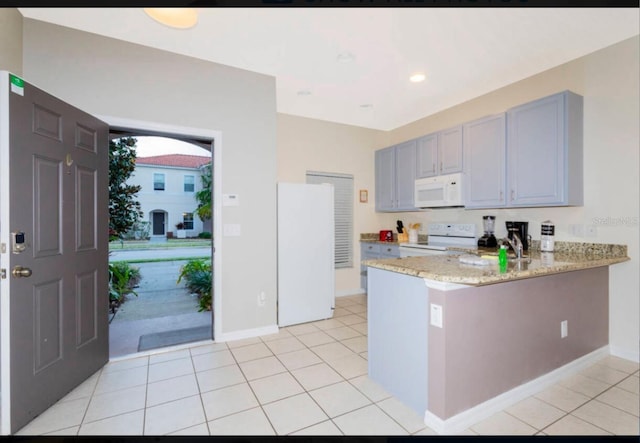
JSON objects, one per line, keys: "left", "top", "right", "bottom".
{"left": 610, "top": 345, "right": 640, "bottom": 363}
{"left": 336, "top": 289, "right": 366, "bottom": 297}
{"left": 217, "top": 324, "right": 279, "bottom": 343}
{"left": 424, "top": 346, "right": 610, "bottom": 435}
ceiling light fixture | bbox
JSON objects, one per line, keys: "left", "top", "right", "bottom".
{"left": 143, "top": 8, "right": 199, "bottom": 29}
{"left": 410, "top": 73, "right": 426, "bottom": 83}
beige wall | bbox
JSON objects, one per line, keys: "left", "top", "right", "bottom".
{"left": 0, "top": 8, "right": 22, "bottom": 75}
{"left": 21, "top": 18, "right": 278, "bottom": 337}
{"left": 379, "top": 36, "right": 639, "bottom": 361}
{"left": 277, "top": 113, "right": 385, "bottom": 294}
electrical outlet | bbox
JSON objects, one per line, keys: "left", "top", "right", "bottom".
{"left": 257, "top": 291, "right": 266, "bottom": 307}
{"left": 561, "top": 320, "right": 568, "bottom": 338}
{"left": 430, "top": 303, "right": 443, "bottom": 328}
{"left": 585, "top": 225, "right": 597, "bottom": 238}
{"left": 569, "top": 224, "right": 584, "bottom": 237}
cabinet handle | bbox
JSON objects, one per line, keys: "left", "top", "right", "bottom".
{"left": 511, "top": 190, "right": 515, "bottom": 201}
{"left": 433, "top": 163, "right": 436, "bottom": 173}
{"left": 500, "top": 190, "right": 503, "bottom": 200}
{"left": 440, "top": 162, "right": 443, "bottom": 172}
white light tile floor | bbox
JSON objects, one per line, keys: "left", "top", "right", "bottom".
{"left": 15, "top": 294, "right": 640, "bottom": 436}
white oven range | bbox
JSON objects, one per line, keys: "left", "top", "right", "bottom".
{"left": 399, "top": 223, "right": 477, "bottom": 257}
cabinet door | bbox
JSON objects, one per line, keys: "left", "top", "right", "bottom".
{"left": 380, "top": 244, "right": 400, "bottom": 258}
{"left": 439, "top": 125, "right": 463, "bottom": 174}
{"left": 375, "top": 147, "right": 396, "bottom": 211}
{"left": 416, "top": 134, "right": 438, "bottom": 178}
{"left": 463, "top": 114, "right": 506, "bottom": 208}
{"left": 507, "top": 91, "right": 582, "bottom": 206}
{"left": 395, "top": 140, "right": 417, "bottom": 210}
{"left": 360, "top": 243, "right": 381, "bottom": 291}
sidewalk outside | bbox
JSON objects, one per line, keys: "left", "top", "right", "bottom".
{"left": 108, "top": 250, "right": 212, "bottom": 358}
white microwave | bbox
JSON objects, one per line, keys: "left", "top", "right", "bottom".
{"left": 414, "top": 173, "right": 465, "bottom": 208}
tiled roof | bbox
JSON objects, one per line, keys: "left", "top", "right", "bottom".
{"left": 135, "top": 154, "right": 211, "bottom": 169}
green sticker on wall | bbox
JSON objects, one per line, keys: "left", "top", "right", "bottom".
{"left": 9, "top": 74, "right": 24, "bottom": 96}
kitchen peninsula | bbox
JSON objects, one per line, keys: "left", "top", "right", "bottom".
{"left": 364, "top": 242, "right": 629, "bottom": 434}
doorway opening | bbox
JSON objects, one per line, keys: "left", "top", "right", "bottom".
{"left": 151, "top": 211, "right": 167, "bottom": 237}
{"left": 107, "top": 132, "right": 215, "bottom": 358}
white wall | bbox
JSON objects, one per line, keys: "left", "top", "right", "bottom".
{"left": 378, "top": 36, "right": 640, "bottom": 361}
{"left": 129, "top": 165, "right": 206, "bottom": 236}
{"left": 21, "top": 18, "right": 278, "bottom": 337}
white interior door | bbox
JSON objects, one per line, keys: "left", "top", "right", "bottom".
{"left": 0, "top": 72, "right": 109, "bottom": 434}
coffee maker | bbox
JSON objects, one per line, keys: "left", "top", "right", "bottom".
{"left": 477, "top": 215, "right": 497, "bottom": 248}
{"left": 506, "top": 221, "right": 530, "bottom": 251}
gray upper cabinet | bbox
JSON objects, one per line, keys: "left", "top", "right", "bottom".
{"left": 416, "top": 134, "right": 438, "bottom": 178}
{"left": 439, "top": 125, "right": 464, "bottom": 175}
{"left": 463, "top": 113, "right": 507, "bottom": 209}
{"left": 375, "top": 140, "right": 417, "bottom": 212}
{"left": 416, "top": 125, "right": 463, "bottom": 178}
{"left": 395, "top": 140, "right": 418, "bottom": 210}
{"left": 507, "top": 91, "right": 583, "bottom": 207}
{"left": 375, "top": 146, "right": 396, "bottom": 211}
{"left": 375, "top": 91, "right": 583, "bottom": 211}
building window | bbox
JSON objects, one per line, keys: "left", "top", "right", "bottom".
{"left": 306, "top": 171, "right": 354, "bottom": 269}
{"left": 184, "top": 175, "right": 195, "bottom": 192}
{"left": 153, "top": 173, "right": 165, "bottom": 191}
{"left": 183, "top": 213, "right": 194, "bottom": 230}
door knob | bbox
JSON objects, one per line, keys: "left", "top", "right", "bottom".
{"left": 11, "top": 266, "right": 32, "bottom": 278}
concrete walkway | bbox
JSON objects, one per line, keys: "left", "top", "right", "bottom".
{"left": 109, "top": 259, "right": 213, "bottom": 358}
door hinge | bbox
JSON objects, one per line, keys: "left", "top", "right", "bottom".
{"left": 1, "top": 269, "right": 6, "bottom": 279}
{"left": 1, "top": 243, "right": 6, "bottom": 253}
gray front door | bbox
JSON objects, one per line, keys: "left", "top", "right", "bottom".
{"left": 0, "top": 72, "right": 109, "bottom": 434}
{"left": 152, "top": 211, "right": 165, "bottom": 235}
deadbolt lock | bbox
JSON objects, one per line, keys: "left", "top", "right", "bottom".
{"left": 11, "top": 231, "right": 26, "bottom": 254}
{"left": 11, "top": 266, "right": 32, "bottom": 278}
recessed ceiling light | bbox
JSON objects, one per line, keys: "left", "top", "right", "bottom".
{"left": 410, "top": 73, "right": 426, "bottom": 83}
{"left": 360, "top": 104, "right": 373, "bottom": 109}
{"left": 297, "top": 90, "right": 312, "bottom": 96}
{"left": 337, "top": 52, "right": 356, "bottom": 63}
{"left": 144, "top": 8, "right": 198, "bottom": 29}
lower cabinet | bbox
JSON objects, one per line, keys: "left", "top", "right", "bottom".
{"left": 360, "top": 242, "right": 400, "bottom": 291}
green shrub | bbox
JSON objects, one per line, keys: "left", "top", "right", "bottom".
{"left": 198, "top": 231, "right": 212, "bottom": 239}
{"left": 109, "top": 261, "right": 141, "bottom": 308}
{"left": 177, "top": 258, "right": 212, "bottom": 312}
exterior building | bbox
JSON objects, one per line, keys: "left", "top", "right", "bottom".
{"left": 128, "top": 154, "right": 212, "bottom": 238}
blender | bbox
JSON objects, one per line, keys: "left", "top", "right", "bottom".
{"left": 477, "top": 215, "right": 497, "bottom": 248}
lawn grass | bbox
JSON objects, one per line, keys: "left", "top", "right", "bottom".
{"left": 109, "top": 238, "right": 212, "bottom": 250}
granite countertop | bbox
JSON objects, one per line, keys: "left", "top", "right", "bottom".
{"left": 363, "top": 242, "right": 629, "bottom": 286}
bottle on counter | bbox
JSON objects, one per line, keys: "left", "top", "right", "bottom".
{"left": 541, "top": 220, "right": 555, "bottom": 252}
{"left": 498, "top": 245, "right": 508, "bottom": 272}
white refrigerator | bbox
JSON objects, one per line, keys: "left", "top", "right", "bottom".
{"left": 277, "top": 182, "right": 335, "bottom": 327}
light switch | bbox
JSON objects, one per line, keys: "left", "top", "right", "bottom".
{"left": 223, "top": 224, "right": 241, "bottom": 237}
{"left": 430, "top": 303, "right": 443, "bottom": 328}
{"left": 223, "top": 194, "right": 240, "bottom": 206}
